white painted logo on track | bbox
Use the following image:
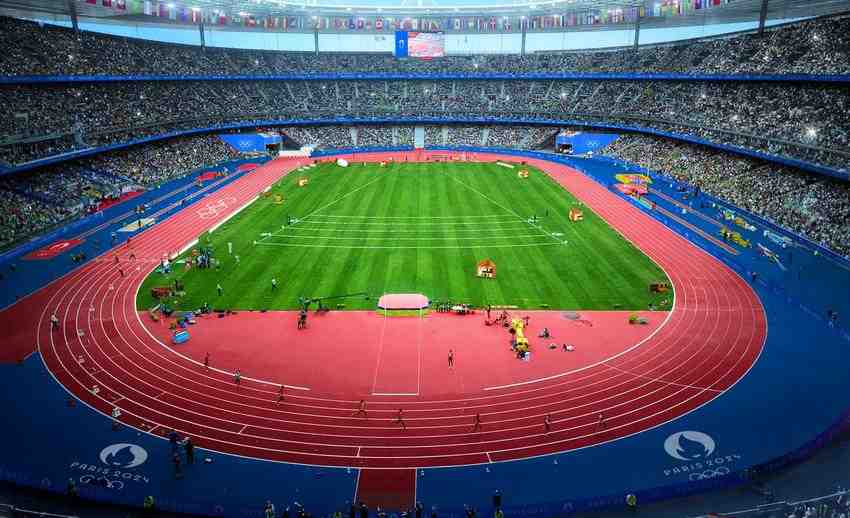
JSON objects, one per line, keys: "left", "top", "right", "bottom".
{"left": 196, "top": 197, "right": 237, "bottom": 219}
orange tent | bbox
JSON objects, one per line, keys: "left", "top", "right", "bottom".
{"left": 569, "top": 208, "right": 584, "bottom": 222}
{"left": 477, "top": 259, "right": 496, "bottom": 278}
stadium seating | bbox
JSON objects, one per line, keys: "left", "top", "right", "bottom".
{"left": 0, "top": 135, "right": 237, "bottom": 249}
{"left": 602, "top": 134, "right": 850, "bottom": 257}
{"left": 1, "top": 15, "right": 848, "bottom": 76}
{"left": 1, "top": 79, "right": 848, "bottom": 170}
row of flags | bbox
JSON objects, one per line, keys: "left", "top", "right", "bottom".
{"left": 83, "top": 0, "right": 737, "bottom": 31}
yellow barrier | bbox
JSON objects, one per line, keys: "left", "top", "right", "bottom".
{"left": 511, "top": 318, "right": 529, "bottom": 347}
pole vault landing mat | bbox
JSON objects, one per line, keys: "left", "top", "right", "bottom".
{"left": 378, "top": 293, "right": 430, "bottom": 310}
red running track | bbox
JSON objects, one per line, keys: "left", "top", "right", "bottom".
{"left": 1, "top": 152, "right": 766, "bottom": 470}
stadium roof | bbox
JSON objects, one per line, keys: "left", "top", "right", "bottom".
{"left": 2, "top": 0, "right": 847, "bottom": 21}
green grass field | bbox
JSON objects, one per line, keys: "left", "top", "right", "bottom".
{"left": 137, "top": 161, "right": 672, "bottom": 311}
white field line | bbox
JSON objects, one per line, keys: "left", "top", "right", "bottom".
{"left": 258, "top": 175, "right": 385, "bottom": 242}
{"left": 307, "top": 214, "right": 517, "bottom": 219}
{"left": 255, "top": 242, "right": 562, "bottom": 250}
{"left": 265, "top": 234, "right": 551, "bottom": 241}
{"left": 274, "top": 225, "right": 536, "bottom": 234}
{"left": 448, "top": 175, "right": 565, "bottom": 245}
{"left": 294, "top": 218, "right": 523, "bottom": 227}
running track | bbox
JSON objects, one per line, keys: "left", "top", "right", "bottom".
{"left": 3, "top": 152, "right": 766, "bottom": 470}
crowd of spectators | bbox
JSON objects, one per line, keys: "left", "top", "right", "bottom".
{"left": 4, "top": 79, "right": 846, "bottom": 170}
{"left": 87, "top": 134, "right": 239, "bottom": 186}
{"left": 0, "top": 190, "right": 76, "bottom": 250}
{"left": 0, "top": 134, "right": 238, "bottom": 249}
{"left": 280, "top": 125, "right": 553, "bottom": 148}
{"left": 1, "top": 15, "right": 849, "bottom": 77}
{"left": 355, "top": 127, "right": 394, "bottom": 147}
{"left": 485, "top": 126, "right": 554, "bottom": 148}
{"left": 421, "top": 126, "right": 554, "bottom": 147}
{"left": 602, "top": 134, "right": 850, "bottom": 257}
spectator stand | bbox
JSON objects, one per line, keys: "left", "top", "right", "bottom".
{"left": 0, "top": 156, "right": 266, "bottom": 310}
{"left": 2, "top": 117, "right": 846, "bottom": 181}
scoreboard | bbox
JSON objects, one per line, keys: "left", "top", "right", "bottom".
{"left": 395, "top": 31, "right": 445, "bottom": 58}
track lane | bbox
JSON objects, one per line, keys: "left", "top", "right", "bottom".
{"left": 15, "top": 151, "right": 766, "bottom": 468}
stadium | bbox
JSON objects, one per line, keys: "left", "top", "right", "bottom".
{"left": 0, "top": 0, "right": 848, "bottom": 517}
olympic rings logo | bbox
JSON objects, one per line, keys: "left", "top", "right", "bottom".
{"left": 688, "top": 467, "right": 730, "bottom": 481}
{"left": 80, "top": 474, "right": 125, "bottom": 490}
{"left": 197, "top": 197, "right": 236, "bottom": 219}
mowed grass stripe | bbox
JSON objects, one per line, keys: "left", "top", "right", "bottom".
{"left": 459, "top": 166, "right": 567, "bottom": 307}
{"left": 137, "top": 162, "right": 672, "bottom": 311}
{"left": 534, "top": 170, "right": 667, "bottom": 306}
{"left": 291, "top": 168, "right": 387, "bottom": 299}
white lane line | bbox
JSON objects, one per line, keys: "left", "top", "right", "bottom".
{"left": 370, "top": 314, "right": 390, "bottom": 396}
{"left": 33, "top": 154, "right": 760, "bottom": 472}
{"left": 603, "top": 364, "right": 723, "bottom": 393}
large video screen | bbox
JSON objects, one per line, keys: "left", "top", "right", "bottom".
{"left": 395, "top": 31, "right": 444, "bottom": 58}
